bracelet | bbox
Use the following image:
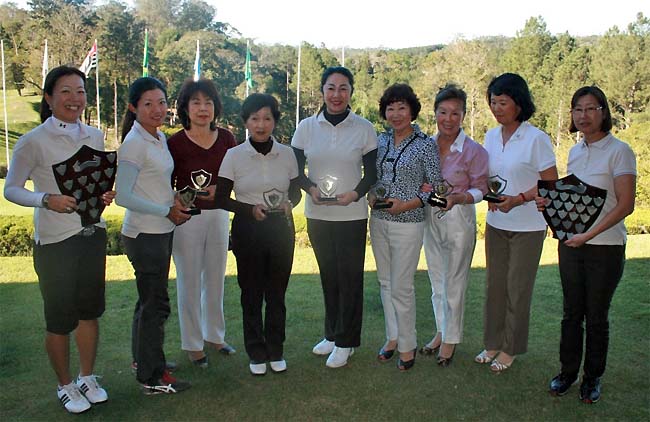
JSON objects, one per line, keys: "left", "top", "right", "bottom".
{"left": 518, "top": 193, "right": 527, "bottom": 203}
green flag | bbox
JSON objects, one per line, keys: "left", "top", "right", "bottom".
{"left": 142, "top": 29, "right": 149, "bottom": 77}
{"left": 245, "top": 42, "right": 253, "bottom": 89}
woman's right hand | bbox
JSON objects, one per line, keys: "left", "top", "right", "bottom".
{"left": 167, "top": 196, "right": 191, "bottom": 225}
{"left": 252, "top": 204, "right": 268, "bottom": 221}
{"left": 309, "top": 186, "right": 328, "bottom": 205}
{"left": 45, "top": 194, "right": 78, "bottom": 214}
{"left": 534, "top": 196, "right": 549, "bottom": 212}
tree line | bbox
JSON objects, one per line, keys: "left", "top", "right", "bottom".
{"left": 1, "top": 1, "right": 648, "bottom": 204}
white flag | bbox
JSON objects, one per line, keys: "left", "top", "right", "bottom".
{"left": 79, "top": 41, "right": 98, "bottom": 76}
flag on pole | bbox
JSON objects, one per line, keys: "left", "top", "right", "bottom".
{"left": 142, "top": 28, "right": 149, "bottom": 77}
{"left": 42, "top": 39, "right": 48, "bottom": 88}
{"left": 79, "top": 40, "right": 97, "bottom": 77}
{"left": 245, "top": 41, "right": 253, "bottom": 89}
{"left": 193, "top": 39, "right": 200, "bottom": 81}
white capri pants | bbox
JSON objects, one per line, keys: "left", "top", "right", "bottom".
{"left": 370, "top": 217, "right": 424, "bottom": 353}
{"left": 172, "top": 208, "right": 230, "bottom": 351}
{"left": 423, "top": 203, "right": 476, "bottom": 344}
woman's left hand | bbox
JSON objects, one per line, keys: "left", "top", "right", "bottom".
{"left": 385, "top": 198, "right": 406, "bottom": 215}
{"left": 495, "top": 194, "right": 524, "bottom": 213}
{"left": 101, "top": 190, "right": 116, "bottom": 206}
{"left": 564, "top": 232, "right": 590, "bottom": 248}
{"left": 334, "top": 191, "right": 359, "bottom": 206}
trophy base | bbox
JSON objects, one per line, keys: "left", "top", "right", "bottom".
{"left": 196, "top": 190, "right": 209, "bottom": 197}
{"left": 483, "top": 194, "right": 504, "bottom": 203}
{"left": 318, "top": 196, "right": 338, "bottom": 202}
{"left": 263, "top": 208, "right": 286, "bottom": 215}
{"left": 427, "top": 196, "right": 448, "bottom": 208}
{"left": 373, "top": 201, "right": 393, "bottom": 210}
{"left": 182, "top": 208, "right": 202, "bottom": 215}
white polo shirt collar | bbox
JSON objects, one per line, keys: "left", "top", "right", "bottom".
{"left": 243, "top": 136, "right": 281, "bottom": 159}
{"left": 579, "top": 132, "right": 614, "bottom": 150}
{"left": 132, "top": 120, "right": 165, "bottom": 145}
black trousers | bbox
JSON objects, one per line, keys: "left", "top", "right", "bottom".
{"left": 123, "top": 232, "right": 173, "bottom": 384}
{"left": 558, "top": 242, "right": 625, "bottom": 379}
{"left": 231, "top": 213, "right": 294, "bottom": 362}
{"left": 307, "top": 218, "right": 367, "bottom": 348}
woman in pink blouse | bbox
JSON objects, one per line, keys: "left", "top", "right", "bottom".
{"left": 421, "top": 84, "right": 489, "bottom": 366}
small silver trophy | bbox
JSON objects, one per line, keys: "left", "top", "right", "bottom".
{"left": 263, "top": 188, "right": 286, "bottom": 215}
{"left": 178, "top": 186, "right": 201, "bottom": 215}
{"left": 484, "top": 175, "right": 507, "bottom": 203}
{"left": 371, "top": 181, "right": 392, "bottom": 210}
{"left": 318, "top": 175, "right": 338, "bottom": 202}
{"left": 191, "top": 169, "right": 212, "bottom": 198}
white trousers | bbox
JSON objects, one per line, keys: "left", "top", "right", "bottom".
{"left": 172, "top": 208, "right": 230, "bottom": 351}
{"left": 423, "top": 204, "right": 476, "bottom": 344}
{"left": 370, "top": 217, "right": 424, "bottom": 353}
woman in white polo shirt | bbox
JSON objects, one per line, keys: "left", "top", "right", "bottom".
{"left": 291, "top": 66, "right": 378, "bottom": 368}
{"left": 116, "top": 77, "right": 191, "bottom": 395}
{"left": 4, "top": 66, "right": 112, "bottom": 414}
{"left": 216, "top": 93, "right": 300, "bottom": 376}
{"left": 475, "top": 73, "right": 558, "bottom": 373}
{"left": 543, "top": 86, "right": 636, "bottom": 404}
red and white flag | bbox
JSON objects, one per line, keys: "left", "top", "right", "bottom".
{"left": 79, "top": 41, "right": 98, "bottom": 76}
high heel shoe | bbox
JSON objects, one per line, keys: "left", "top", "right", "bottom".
{"left": 437, "top": 345, "right": 455, "bottom": 367}
{"left": 397, "top": 349, "right": 417, "bottom": 371}
{"left": 419, "top": 342, "right": 440, "bottom": 356}
{"left": 377, "top": 347, "right": 396, "bottom": 362}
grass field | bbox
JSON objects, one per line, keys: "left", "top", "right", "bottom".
{"left": 0, "top": 89, "right": 41, "bottom": 168}
{"left": 0, "top": 235, "right": 648, "bottom": 421}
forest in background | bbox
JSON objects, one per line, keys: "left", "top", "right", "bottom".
{"left": 1, "top": 1, "right": 648, "bottom": 205}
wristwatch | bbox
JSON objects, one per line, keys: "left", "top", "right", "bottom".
{"left": 41, "top": 193, "right": 51, "bottom": 209}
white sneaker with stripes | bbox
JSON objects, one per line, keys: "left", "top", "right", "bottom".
{"left": 76, "top": 374, "right": 108, "bottom": 404}
{"left": 57, "top": 382, "right": 91, "bottom": 414}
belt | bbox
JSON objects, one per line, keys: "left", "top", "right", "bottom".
{"left": 76, "top": 226, "right": 98, "bottom": 237}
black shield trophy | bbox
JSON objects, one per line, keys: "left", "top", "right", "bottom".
{"left": 538, "top": 174, "right": 607, "bottom": 241}
{"left": 178, "top": 186, "right": 201, "bottom": 215}
{"left": 52, "top": 145, "right": 117, "bottom": 227}
{"left": 484, "top": 175, "right": 507, "bottom": 203}
{"left": 371, "top": 181, "right": 392, "bottom": 210}
{"left": 318, "top": 175, "right": 338, "bottom": 202}
{"left": 427, "top": 179, "right": 454, "bottom": 218}
{"left": 263, "top": 188, "right": 286, "bottom": 214}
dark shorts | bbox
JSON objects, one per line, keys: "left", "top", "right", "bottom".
{"left": 33, "top": 227, "right": 107, "bottom": 335}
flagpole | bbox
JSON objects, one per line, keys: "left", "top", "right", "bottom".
{"left": 142, "top": 28, "right": 149, "bottom": 77}
{"left": 342, "top": 46, "right": 345, "bottom": 67}
{"left": 1, "top": 40, "right": 9, "bottom": 169}
{"left": 193, "top": 39, "right": 200, "bottom": 81}
{"left": 94, "top": 39, "right": 100, "bottom": 129}
{"left": 245, "top": 40, "right": 250, "bottom": 98}
{"left": 42, "top": 39, "right": 48, "bottom": 89}
{"left": 245, "top": 40, "right": 250, "bottom": 140}
{"left": 295, "top": 42, "right": 301, "bottom": 129}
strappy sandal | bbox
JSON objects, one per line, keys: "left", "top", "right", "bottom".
{"left": 419, "top": 341, "right": 441, "bottom": 356}
{"left": 490, "top": 357, "right": 514, "bottom": 373}
{"left": 474, "top": 349, "right": 497, "bottom": 364}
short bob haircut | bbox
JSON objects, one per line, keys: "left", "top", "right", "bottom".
{"left": 434, "top": 83, "right": 467, "bottom": 114}
{"left": 41, "top": 66, "right": 87, "bottom": 123}
{"left": 486, "top": 73, "right": 535, "bottom": 122}
{"left": 176, "top": 78, "right": 223, "bottom": 131}
{"left": 241, "top": 93, "right": 281, "bottom": 123}
{"left": 379, "top": 83, "right": 421, "bottom": 121}
{"left": 569, "top": 86, "right": 613, "bottom": 133}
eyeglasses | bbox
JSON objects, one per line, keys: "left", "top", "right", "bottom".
{"left": 571, "top": 106, "right": 603, "bottom": 115}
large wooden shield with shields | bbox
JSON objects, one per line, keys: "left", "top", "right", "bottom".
{"left": 52, "top": 145, "right": 117, "bottom": 227}
{"left": 537, "top": 174, "right": 607, "bottom": 241}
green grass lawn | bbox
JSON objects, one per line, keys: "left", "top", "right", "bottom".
{"left": 0, "top": 89, "right": 41, "bottom": 168}
{"left": 0, "top": 236, "right": 648, "bottom": 421}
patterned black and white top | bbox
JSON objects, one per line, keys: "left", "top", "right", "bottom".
{"left": 371, "top": 124, "right": 441, "bottom": 223}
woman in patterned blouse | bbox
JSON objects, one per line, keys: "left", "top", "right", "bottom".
{"left": 369, "top": 83, "right": 441, "bottom": 371}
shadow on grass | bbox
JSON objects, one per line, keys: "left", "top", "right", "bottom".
{"left": 0, "top": 258, "right": 648, "bottom": 421}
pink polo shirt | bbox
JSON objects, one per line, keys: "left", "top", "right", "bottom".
{"left": 434, "top": 129, "right": 489, "bottom": 203}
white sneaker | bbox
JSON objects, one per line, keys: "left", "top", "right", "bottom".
{"left": 57, "top": 382, "right": 91, "bottom": 414}
{"left": 312, "top": 339, "right": 335, "bottom": 355}
{"left": 249, "top": 362, "right": 267, "bottom": 376}
{"left": 270, "top": 359, "right": 287, "bottom": 373}
{"left": 76, "top": 374, "right": 108, "bottom": 404}
{"left": 326, "top": 347, "right": 354, "bottom": 368}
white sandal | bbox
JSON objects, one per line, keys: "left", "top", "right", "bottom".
{"left": 490, "top": 357, "right": 514, "bottom": 373}
{"left": 474, "top": 349, "right": 497, "bottom": 364}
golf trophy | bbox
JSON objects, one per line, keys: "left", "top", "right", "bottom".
{"left": 263, "top": 188, "right": 286, "bottom": 215}
{"left": 427, "top": 179, "right": 454, "bottom": 218}
{"left": 483, "top": 175, "right": 507, "bottom": 203}
{"left": 318, "top": 174, "right": 339, "bottom": 202}
{"left": 178, "top": 169, "right": 212, "bottom": 215}
{"left": 52, "top": 145, "right": 117, "bottom": 227}
{"left": 371, "top": 181, "right": 392, "bottom": 210}
{"left": 537, "top": 174, "right": 607, "bottom": 242}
